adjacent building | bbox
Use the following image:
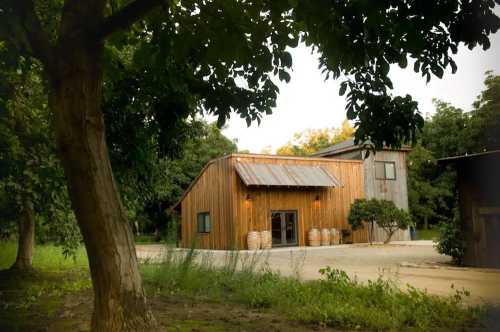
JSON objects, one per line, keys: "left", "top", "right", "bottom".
{"left": 312, "top": 139, "right": 412, "bottom": 241}
{"left": 438, "top": 150, "right": 500, "bottom": 268}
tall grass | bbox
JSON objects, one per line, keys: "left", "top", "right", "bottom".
{"left": 1, "top": 242, "right": 484, "bottom": 331}
{"left": 142, "top": 247, "right": 483, "bottom": 332}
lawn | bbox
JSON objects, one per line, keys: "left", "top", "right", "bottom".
{"left": 0, "top": 242, "right": 487, "bottom": 331}
{"left": 416, "top": 228, "right": 440, "bottom": 241}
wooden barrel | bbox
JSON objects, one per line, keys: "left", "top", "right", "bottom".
{"left": 247, "top": 231, "right": 261, "bottom": 250}
{"left": 321, "top": 228, "right": 331, "bottom": 246}
{"left": 330, "top": 228, "right": 340, "bottom": 245}
{"left": 260, "top": 230, "right": 272, "bottom": 249}
{"left": 308, "top": 228, "right": 320, "bottom": 247}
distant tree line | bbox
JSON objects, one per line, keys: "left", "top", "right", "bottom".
{"left": 275, "top": 119, "right": 355, "bottom": 156}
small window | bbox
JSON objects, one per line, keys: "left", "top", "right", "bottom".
{"left": 375, "top": 161, "right": 396, "bottom": 180}
{"left": 197, "top": 212, "right": 211, "bottom": 233}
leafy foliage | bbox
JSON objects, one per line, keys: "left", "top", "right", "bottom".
{"left": 276, "top": 120, "right": 354, "bottom": 156}
{"left": 470, "top": 71, "right": 500, "bottom": 151}
{"left": 407, "top": 145, "right": 457, "bottom": 229}
{"left": 348, "top": 198, "right": 413, "bottom": 244}
{"left": 0, "top": 62, "right": 80, "bottom": 256}
{"left": 436, "top": 210, "right": 466, "bottom": 265}
{"left": 2, "top": 0, "right": 499, "bottom": 151}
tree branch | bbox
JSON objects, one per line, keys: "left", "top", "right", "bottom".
{"left": 98, "top": 0, "right": 166, "bottom": 40}
{"left": 10, "top": 0, "right": 54, "bottom": 70}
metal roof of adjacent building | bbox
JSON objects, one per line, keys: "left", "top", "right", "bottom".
{"left": 234, "top": 162, "right": 342, "bottom": 187}
{"left": 437, "top": 149, "right": 500, "bottom": 164}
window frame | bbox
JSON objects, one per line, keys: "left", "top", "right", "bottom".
{"left": 374, "top": 161, "right": 397, "bottom": 181}
{"left": 197, "top": 212, "right": 211, "bottom": 234}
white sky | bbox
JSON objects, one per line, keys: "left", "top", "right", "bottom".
{"left": 207, "top": 9, "right": 500, "bottom": 153}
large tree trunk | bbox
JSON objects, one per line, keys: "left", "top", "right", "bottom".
{"left": 11, "top": 200, "right": 35, "bottom": 270}
{"left": 48, "top": 34, "right": 157, "bottom": 332}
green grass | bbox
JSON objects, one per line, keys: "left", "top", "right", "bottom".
{"left": 134, "top": 234, "right": 158, "bottom": 244}
{"left": 142, "top": 248, "right": 483, "bottom": 332}
{"left": 0, "top": 241, "right": 88, "bottom": 271}
{"left": 416, "top": 228, "right": 440, "bottom": 241}
{"left": 1, "top": 242, "right": 484, "bottom": 331}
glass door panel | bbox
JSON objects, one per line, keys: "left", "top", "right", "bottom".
{"left": 271, "top": 212, "right": 283, "bottom": 245}
{"left": 284, "top": 212, "right": 297, "bottom": 245}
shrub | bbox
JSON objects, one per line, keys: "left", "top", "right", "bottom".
{"left": 348, "top": 198, "right": 414, "bottom": 244}
{"left": 436, "top": 212, "right": 465, "bottom": 265}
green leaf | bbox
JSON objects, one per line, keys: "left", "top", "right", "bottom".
{"left": 339, "top": 82, "right": 348, "bottom": 96}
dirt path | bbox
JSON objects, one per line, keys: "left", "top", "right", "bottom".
{"left": 137, "top": 242, "right": 500, "bottom": 304}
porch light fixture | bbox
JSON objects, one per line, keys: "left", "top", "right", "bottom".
{"left": 314, "top": 195, "right": 321, "bottom": 208}
{"left": 245, "top": 194, "right": 252, "bottom": 208}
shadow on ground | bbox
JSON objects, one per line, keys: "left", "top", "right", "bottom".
{"left": 0, "top": 269, "right": 338, "bottom": 332}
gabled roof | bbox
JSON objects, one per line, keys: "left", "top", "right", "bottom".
{"left": 234, "top": 162, "right": 341, "bottom": 188}
{"left": 170, "top": 153, "right": 357, "bottom": 212}
{"left": 311, "top": 138, "right": 411, "bottom": 157}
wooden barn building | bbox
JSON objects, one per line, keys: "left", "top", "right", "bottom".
{"left": 173, "top": 154, "right": 367, "bottom": 249}
{"left": 312, "top": 139, "right": 412, "bottom": 241}
{"left": 439, "top": 150, "right": 500, "bottom": 268}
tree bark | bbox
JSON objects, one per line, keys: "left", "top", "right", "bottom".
{"left": 384, "top": 230, "right": 395, "bottom": 244}
{"left": 48, "top": 35, "right": 157, "bottom": 332}
{"left": 11, "top": 200, "right": 35, "bottom": 270}
{"left": 368, "top": 220, "right": 374, "bottom": 245}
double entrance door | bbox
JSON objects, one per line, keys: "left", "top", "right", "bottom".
{"left": 271, "top": 211, "right": 298, "bottom": 247}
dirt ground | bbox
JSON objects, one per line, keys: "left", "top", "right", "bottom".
{"left": 137, "top": 241, "right": 500, "bottom": 305}
{"left": 0, "top": 271, "right": 338, "bottom": 332}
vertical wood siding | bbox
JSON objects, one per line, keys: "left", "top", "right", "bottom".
{"left": 362, "top": 150, "right": 411, "bottom": 241}
{"left": 180, "top": 154, "right": 366, "bottom": 249}
{"left": 180, "top": 157, "right": 235, "bottom": 249}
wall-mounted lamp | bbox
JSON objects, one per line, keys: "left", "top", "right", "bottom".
{"left": 314, "top": 194, "right": 321, "bottom": 208}
{"left": 245, "top": 194, "right": 252, "bottom": 208}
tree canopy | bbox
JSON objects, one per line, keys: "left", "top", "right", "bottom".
{"left": 2, "top": 1, "right": 499, "bottom": 149}
{"left": 276, "top": 120, "right": 354, "bottom": 156}
{"left": 348, "top": 198, "right": 413, "bottom": 244}
{"left": 0, "top": 61, "right": 80, "bottom": 262}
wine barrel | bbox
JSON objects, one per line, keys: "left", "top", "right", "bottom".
{"left": 320, "top": 228, "right": 331, "bottom": 246}
{"left": 247, "top": 231, "right": 261, "bottom": 250}
{"left": 260, "top": 230, "right": 272, "bottom": 249}
{"left": 308, "top": 228, "right": 320, "bottom": 247}
{"left": 330, "top": 228, "right": 340, "bottom": 245}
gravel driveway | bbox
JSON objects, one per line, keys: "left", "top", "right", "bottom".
{"left": 136, "top": 241, "right": 500, "bottom": 304}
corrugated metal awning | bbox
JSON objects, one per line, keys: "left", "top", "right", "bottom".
{"left": 234, "top": 162, "right": 341, "bottom": 187}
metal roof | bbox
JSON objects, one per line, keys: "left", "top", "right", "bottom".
{"left": 437, "top": 149, "right": 500, "bottom": 163}
{"left": 311, "top": 138, "right": 411, "bottom": 157}
{"left": 234, "top": 162, "right": 342, "bottom": 187}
